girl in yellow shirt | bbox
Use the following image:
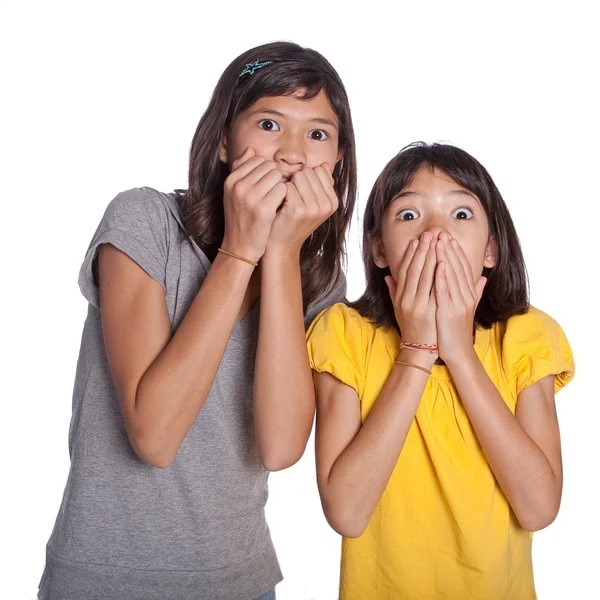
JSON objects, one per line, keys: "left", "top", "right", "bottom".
{"left": 306, "top": 142, "right": 574, "bottom": 599}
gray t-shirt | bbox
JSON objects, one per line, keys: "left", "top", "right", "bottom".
{"left": 38, "top": 187, "right": 346, "bottom": 600}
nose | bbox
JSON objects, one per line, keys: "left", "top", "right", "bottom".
{"left": 421, "top": 213, "right": 449, "bottom": 241}
{"left": 273, "top": 131, "right": 307, "bottom": 172}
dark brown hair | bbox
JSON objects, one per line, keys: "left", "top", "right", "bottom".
{"left": 350, "top": 142, "right": 529, "bottom": 330}
{"left": 181, "top": 41, "right": 357, "bottom": 310}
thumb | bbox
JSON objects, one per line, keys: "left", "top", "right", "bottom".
{"left": 231, "top": 146, "right": 256, "bottom": 171}
{"left": 384, "top": 275, "right": 397, "bottom": 302}
{"left": 475, "top": 275, "right": 487, "bottom": 304}
{"left": 320, "top": 161, "right": 334, "bottom": 183}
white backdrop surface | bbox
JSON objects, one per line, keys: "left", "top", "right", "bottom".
{"left": 1, "top": 1, "right": 597, "bottom": 598}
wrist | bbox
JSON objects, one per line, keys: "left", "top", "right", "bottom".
{"left": 396, "top": 348, "right": 438, "bottom": 370}
{"left": 262, "top": 244, "right": 301, "bottom": 265}
{"left": 442, "top": 346, "right": 479, "bottom": 370}
{"left": 213, "top": 249, "right": 257, "bottom": 274}
{"left": 220, "top": 235, "right": 265, "bottom": 264}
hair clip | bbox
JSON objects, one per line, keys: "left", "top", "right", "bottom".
{"left": 239, "top": 59, "right": 273, "bottom": 78}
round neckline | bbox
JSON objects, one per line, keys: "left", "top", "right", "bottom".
{"left": 385, "top": 325, "right": 491, "bottom": 381}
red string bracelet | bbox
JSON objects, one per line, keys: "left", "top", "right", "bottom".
{"left": 400, "top": 342, "right": 439, "bottom": 353}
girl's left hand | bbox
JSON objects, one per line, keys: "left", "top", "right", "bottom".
{"left": 265, "top": 163, "right": 339, "bottom": 256}
{"left": 434, "top": 233, "right": 487, "bottom": 365}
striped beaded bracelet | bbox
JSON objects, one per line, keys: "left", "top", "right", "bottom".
{"left": 400, "top": 342, "right": 439, "bottom": 353}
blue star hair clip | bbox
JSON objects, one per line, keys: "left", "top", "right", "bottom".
{"left": 239, "top": 59, "right": 273, "bottom": 78}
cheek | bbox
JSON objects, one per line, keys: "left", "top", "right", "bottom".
{"left": 459, "top": 243, "right": 486, "bottom": 278}
{"left": 230, "top": 127, "right": 273, "bottom": 163}
{"left": 306, "top": 141, "right": 339, "bottom": 168}
{"left": 250, "top": 146, "right": 271, "bottom": 160}
{"left": 382, "top": 232, "right": 413, "bottom": 272}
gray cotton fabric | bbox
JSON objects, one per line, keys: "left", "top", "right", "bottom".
{"left": 38, "top": 187, "right": 346, "bottom": 600}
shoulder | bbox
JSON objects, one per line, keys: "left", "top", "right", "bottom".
{"left": 78, "top": 188, "right": 180, "bottom": 307}
{"left": 503, "top": 305, "right": 569, "bottom": 349}
{"left": 103, "top": 187, "right": 176, "bottom": 228}
{"left": 500, "top": 305, "right": 574, "bottom": 394}
{"left": 304, "top": 271, "right": 348, "bottom": 327}
{"left": 306, "top": 303, "right": 373, "bottom": 396}
{"left": 307, "top": 302, "right": 371, "bottom": 340}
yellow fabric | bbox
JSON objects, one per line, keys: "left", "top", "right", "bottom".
{"left": 306, "top": 303, "right": 574, "bottom": 600}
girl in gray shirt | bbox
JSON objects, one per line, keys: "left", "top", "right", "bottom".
{"left": 38, "top": 41, "right": 357, "bottom": 600}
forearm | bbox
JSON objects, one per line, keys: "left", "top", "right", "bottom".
{"left": 323, "top": 351, "right": 433, "bottom": 537}
{"left": 254, "top": 249, "right": 315, "bottom": 470}
{"left": 133, "top": 252, "right": 254, "bottom": 465}
{"left": 447, "top": 350, "right": 561, "bottom": 530}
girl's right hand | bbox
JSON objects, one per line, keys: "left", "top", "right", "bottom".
{"left": 221, "top": 147, "right": 288, "bottom": 263}
{"left": 384, "top": 232, "right": 438, "bottom": 348}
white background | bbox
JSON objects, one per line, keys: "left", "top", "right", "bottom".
{"left": 1, "top": 1, "right": 597, "bottom": 598}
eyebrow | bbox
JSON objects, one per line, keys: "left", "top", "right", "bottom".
{"left": 393, "top": 189, "right": 479, "bottom": 202}
{"left": 247, "top": 108, "right": 339, "bottom": 130}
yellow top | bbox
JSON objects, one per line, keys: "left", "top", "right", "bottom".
{"left": 306, "top": 303, "right": 574, "bottom": 600}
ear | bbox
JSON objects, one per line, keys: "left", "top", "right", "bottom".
{"left": 484, "top": 236, "right": 497, "bottom": 269}
{"left": 371, "top": 237, "right": 389, "bottom": 269}
{"left": 335, "top": 147, "right": 345, "bottom": 164}
{"left": 218, "top": 133, "right": 228, "bottom": 164}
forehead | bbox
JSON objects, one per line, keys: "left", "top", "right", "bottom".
{"left": 239, "top": 90, "right": 339, "bottom": 124}
{"left": 405, "top": 165, "right": 473, "bottom": 195}
{"left": 387, "top": 164, "right": 481, "bottom": 207}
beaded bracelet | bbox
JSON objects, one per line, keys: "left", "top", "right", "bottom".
{"left": 400, "top": 342, "right": 439, "bottom": 353}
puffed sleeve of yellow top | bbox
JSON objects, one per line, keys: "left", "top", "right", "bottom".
{"left": 306, "top": 303, "right": 366, "bottom": 398}
{"left": 501, "top": 306, "right": 575, "bottom": 396}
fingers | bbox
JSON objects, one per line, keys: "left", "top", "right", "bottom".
{"left": 394, "top": 238, "right": 419, "bottom": 299}
{"left": 292, "top": 168, "right": 335, "bottom": 217}
{"left": 283, "top": 181, "right": 302, "bottom": 206}
{"left": 314, "top": 164, "right": 339, "bottom": 213}
{"left": 227, "top": 155, "right": 274, "bottom": 187}
{"left": 231, "top": 147, "right": 256, "bottom": 172}
{"left": 448, "top": 237, "right": 476, "bottom": 297}
{"left": 415, "top": 239, "right": 437, "bottom": 304}
{"left": 435, "top": 241, "right": 463, "bottom": 305}
{"left": 434, "top": 262, "right": 451, "bottom": 305}
{"left": 225, "top": 158, "right": 283, "bottom": 213}
{"left": 262, "top": 182, "right": 289, "bottom": 215}
{"left": 250, "top": 166, "right": 287, "bottom": 204}
{"left": 291, "top": 169, "right": 319, "bottom": 212}
{"left": 403, "top": 233, "right": 434, "bottom": 298}
{"left": 436, "top": 236, "right": 472, "bottom": 302}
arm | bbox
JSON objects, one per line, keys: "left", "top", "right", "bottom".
{"left": 253, "top": 249, "right": 314, "bottom": 471}
{"left": 435, "top": 234, "right": 562, "bottom": 531}
{"left": 253, "top": 166, "right": 338, "bottom": 471}
{"left": 99, "top": 244, "right": 256, "bottom": 468}
{"left": 101, "top": 149, "right": 287, "bottom": 468}
{"left": 315, "top": 232, "right": 439, "bottom": 536}
{"left": 448, "top": 355, "right": 562, "bottom": 531}
{"left": 315, "top": 349, "right": 434, "bottom": 538}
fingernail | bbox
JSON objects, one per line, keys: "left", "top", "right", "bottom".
{"left": 411, "top": 239, "right": 419, "bottom": 249}
{"left": 423, "top": 232, "right": 432, "bottom": 243}
{"left": 451, "top": 239, "right": 458, "bottom": 248}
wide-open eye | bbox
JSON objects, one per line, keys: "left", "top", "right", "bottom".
{"left": 308, "top": 129, "right": 329, "bottom": 141}
{"left": 257, "top": 119, "right": 280, "bottom": 131}
{"left": 451, "top": 207, "right": 473, "bottom": 220}
{"left": 397, "top": 209, "right": 419, "bottom": 221}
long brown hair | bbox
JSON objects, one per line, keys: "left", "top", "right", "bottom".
{"left": 182, "top": 42, "right": 357, "bottom": 310}
{"left": 351, "top": 142, "right": 529, "bottom": 330}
